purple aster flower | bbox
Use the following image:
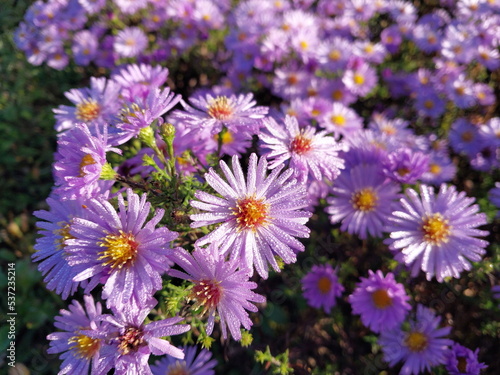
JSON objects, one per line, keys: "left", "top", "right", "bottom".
{"left": 117, "top": 88, "right": 181, "bottom": 142}
{"left": 318, "top": 37, "right": 353, "bottom": 72}
{"left": 259, "top": 115, "right": 345, "bottom": 184}
{"left": 478, "top": 117, "right": 500, "bottom": 149}
{"left": 53, "top": 123, "right": 120, "bottom": 200}
{"left": 445, "top": 342, "right": 487, "bottom": 375}
{"left": 385, "top": 184, "right": 489, "bottom": 282}
{"left": 65, "top": 189, "right": 178, "bottom": 310}
{"left": 79, "top": 0, "right": 106, "bottom": 14}
{"left": 114, "top": 0, "right": 148, "bottom": 14}
{"left": 348, "top": 270, "right": 411, "bottom": 333}
{"left": 33, "top": 195, "right": 89, "bottom": 300}
{"left": 190, "top": 153, "right": 311, "bottom": 278}
{"left": 272, "top": 68, "right": 313, "bottom": 100}
{"left": 47, "top": 295, "right": 113, "bottom": 375}
{"left": 171, "top": 92, "right": 268, "bottom": 136}
{"left": 97, "top": 297, "right": 190, "bottom": 374}
{"left": 114, "top": 27, "right": 148, "bottom": 58}
{"left": 151, "top": 345, "right": 217, "bottom": 375}
{"left": 382, "top": 148, "right": 429, "bottom": 184}
{"left": 379, "top": 304, "right": 452, "bottom": 375}
{"left": 489, "top": 182, "right": 500, "bottom": 217}
{"left": 381, "top": 24, "right": 403, "bottom": 54}
{"left": 414, "top": 89, "right": 446, "bottom": 119}
{"left": 301, "top": 264, "right": 344, "bottom": 313}
{"left": 112, "top": 63, "right": 170, "bottom": 102}
{"left": 169, "top": 245, "right": 265, "bottom": 340}
{"left": 326, "top": 164, "right": 401, "bottom": 239}
{"left": 342, "top": 57, "right": 378, "bottom": 97}
{"left": 318, "top": 102, "right": 363, "bottom": 140}
{"left": 420, "top": 152, "right": 457, "bottom": 185}
{"left": 449, "top": 118, "right": 485, "bottom": 158}
{"left": 53, "top": 77, "right": 121, "bottom": 132}
{"left": 72, "top": 30, "right": 98, "bottom": 66}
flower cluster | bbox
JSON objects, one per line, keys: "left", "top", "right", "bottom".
{"left": 21, "top": 0, "right": 499, "bottom": 373}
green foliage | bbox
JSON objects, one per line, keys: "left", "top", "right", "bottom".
{"left": 255, "top": 346, "right": 294, "bottom": 375}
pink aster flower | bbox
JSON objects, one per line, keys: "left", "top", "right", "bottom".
{"left": 169, "top": 245, "right": 265, "bottom": 340}
{"left": 65, "top": 189, "right": 178, "bottom": 310}
{"left": 259, "top": 115, "right": 345, "bottom": 183}
{"left": 171, "top": 92, "right": 268, "bottom": 136}
{"left": 190, "top": 154, "right": 312, "bottom": 278}
{"left": 349, "top": 270, "right": 411, "bottom": 333}
{"left": 301, "top": 264, "right": 344, "bottom": 313}
{"left": 385, "top": 184, "right": 489, "bottom": 282}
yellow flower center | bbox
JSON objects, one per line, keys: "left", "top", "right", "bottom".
{"left": 234, "top": 196, "right": 269, "bottom": 230}
{"left": 299, "top": 40, "right": 308, "bottom": 50}
{"left": 351, "top": 188, "right": 378, "bottom": 212}
{"left": 69, "top": 334, "right": 101, "bottom": 360}
{"left": 207, "top": 96, "right": 234, "bottom": 120}
{"left": 214, "top": 130, "right": 234, "bottom": 145}
{"left": 404, "top": 331, "right": 428, "bottom": 352}
{"left": 364, "top": 44, "right": 374, "bottom": 53}
{"left": 76, "top": 99, "right": 101, "bottom": 122}
{"left": 330, "top": 115, "right": 346, "bottom": 127}
{"left": 317, "top": 276, "right": 332, "bottom": 294}
{"left": 329, "top": 50, "right": 342, "bottom": 61}
{"left": 311, "top": 109, "right": 321, "bottom": 117}
{"left": 79, "top": 154, "right": 97, "bottom": 177}
{"left": 421, "top": 213, "right": 451, "bottom": 245}
{"left": 98, "top": 231, "right": 139, "bottom": 269}
{"left": 54, "top": 221, "right": 74, "bottom": 250}
{"left": 353, "top": 74, "right": 365, "bottom": 85}
{"left": 372, "top": 289, "right": 392, "bottom": 309}
{"left": 290, "top": 134, "right": 313, "bottom": 155}
{"left": 429, "top": 163, "right": 441, "bottom": 175}
{"left": 381, "top": 125, "right": 396, "bottom": 135}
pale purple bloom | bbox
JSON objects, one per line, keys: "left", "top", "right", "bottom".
{"left": 260, "top": 115, "right": 345, "bottom": 183}
{"left": 114, "top": 27, "right": 148, "bottom": 58}
{"left": 319, "top": 102, "right": 363, "bottom": 140}
{"left": 114, "top": 0, "right": 148, "bottom": 14}
{"left": 420, "top": 152, "right": 457, "bottom": 185}
{"left": 171, "top": 93, "right": 268, "bottom": 136}
{"left": 47, "top": 295, "right": 113, "bottom": 375}
{"left": 342, "top": 57, "right": 378, "bottom": 97}
{"left": 117, "top": 88, "right": 182, "bottom": 141}
{"left": 53, "top": 123, "right": 120, "bottom": 200}
{"left": 301, "top": 264, "right": 344, "bottom": 313}
{"left": 379, "top": 305, "right": 452, "bottom": 375}
{"left": 151, "top": 346, "right": 217, "bottom": 375}
{"left": 190, "top": 154, "right": 311, "bottom": 278}
{"left": 383, "top": 148, "right": 429, "bottom": 184}
{"left": 53, "top": 77, "right": 121, "bottom": 132}
{"left": 65, "top": 189, "right": 178, "bottom": 310}
{"left": 445, "top": 343, "right": 487, "bottom": 375}
{"left": 349, "top": 270, "right": 411, "bottom": 333}
{"left": 385, "top": 184, "right": 489, "bottom": 282}
{"left": 72, "top": 30, "right": 98, "bottom": 66}
{"left": 169, "top": 245, "right": 265, "bottom": 340}
{"left": 112, "top": 63, "right": 170, "bottom": 102}
{"left": 97, "top": 298, "right": 190, "bottom": 375}
{"left": 326, "top": 164, "right": 400, "bottom": 239}
{"left": 33, "top": 195, "right": 90, "bottom": 300}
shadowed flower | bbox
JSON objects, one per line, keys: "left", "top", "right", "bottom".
{"left": 379, "top": 305, "right": 452, "bottom": 375}
{"left": 445, "top": 342, "right": 487, "bottom": 375}
{"left": 349, "top": 270, "right": 411, "bottom": 333}
{"left": 190, "top": 153, "right": 311, "bottom": 278}
{"left": 151, "top": 345, "right": 217, "bottom": 375}
{"left": 301, "top": 264, "right": 344, "bottom": 313}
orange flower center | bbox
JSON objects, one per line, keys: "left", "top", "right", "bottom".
{"left": 98, "top": 231, "right": 139, "bottom": 269}
{"left": 207, "top": 96, "right": 234, "bottom": 120}
{"left": 422, "top": 213, "right": 451, "bottom": 245}
{"left": 351, "top": 188, "right": 378, "bottom": 212}
{"left": 76, "top": 99, "right": 101, "bottom": 122}
{"left": 79, "top": 154, "right": 97, "bottom": 177}
{"left": 372, "top": 289, "right": 392, "bottom": 309}
{"left": 405, "top": 331, "right": 428, "bottom": 352}
{"left": 461, "top": 131, "right": 474, "bottom": 142}
{"left": 166, "top": 362, "right": 190, "bottom": 375}
{"left": 317, "top": 276, "right": 332, "bottom": 294}
{"left": 429, "top": 163, "right": 441, "bottom": 175}
{"left": 329, "top": 50, "right": 341, "bottom": 61}
{"left": 118, "top": 326, "right": 146, "bottom": 355}
{"left": 457, "top": 356, "right": 468, "bottom": 373}
{"left": 234, "top": 196, "right": 269, "bottom": 230}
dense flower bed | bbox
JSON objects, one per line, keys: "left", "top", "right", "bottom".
{"left": 15, "top": 0, "right": 500, "bottom": 374}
